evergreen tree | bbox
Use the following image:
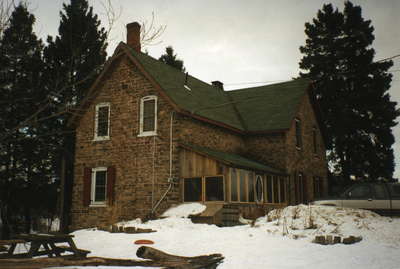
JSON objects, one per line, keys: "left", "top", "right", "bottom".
{"left": 159, "top": 46, "right": 186, "bottom": 72}
{"left": 44, "top": 0, "right": 107, "bottom": 105}
{"left": 43, "top": 0, "right": 107, "bottom": 231}
{"left": 0, "top": 3, "right": 56, "bottom": 238}
{"left": 299, "top": 1, "right": 398, "bottom": 182}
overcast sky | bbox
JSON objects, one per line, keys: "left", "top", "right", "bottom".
{"left": 28, "top": 0, "right": 400, "bottom": 178}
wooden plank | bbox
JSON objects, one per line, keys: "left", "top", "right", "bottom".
{"left": 42, "top": 244, "right": 53, "bottom": 258}
{"left": 16, "top": 234, "right": 73, "bottom": 242}
{"left": 49, "top": 243, "right": 63, "bottom": 257}
{"left": 55, "top": 246, "right": 91, "bottom": 256}
{"left": 0, "top": 240, "right": 25, "bottom": 246}
{"left": 7, "top": 244, "right": 17, "bottom": 255}
{"left": 187, "top": 150, "right": 194, "bottom": 177}
{"left": 179, "top": 149, "right": 186, "bottom": 178}
{"left": 197, "top": 204, "right": 224, "bottom": 217}
{"left": 27, "top": 242, "right": 40, "bottom": 258}
{"left": 195, "top": 152, "right": 203, "bottom": 177}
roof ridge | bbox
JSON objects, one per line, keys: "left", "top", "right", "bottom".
{"left": 122, "top": 43, "right": 245, "bottom": 130}
{"left": 229, "top": 78, "right": 310, "bottom": 93}
{"left": 223, "top": 90, "right": 248, "bottom": 131}
{"left": 122, "top": 42, "right": 311, "bottom": 133}
{"left": 125, "top": 43, "right": 215, "bottom": 89}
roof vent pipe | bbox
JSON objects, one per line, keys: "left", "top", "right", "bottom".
{"left": 126, "top": 22, "right": 141, "bottom": 52}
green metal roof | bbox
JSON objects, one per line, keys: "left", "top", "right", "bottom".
{"left": 181, "top": 143, "right": 285, "bottom": 175}
{"left": 127, "top": 46, "right": 243, "bottom": 130}
{"left": 126, "top": 44, "right": 310, "bottom": 132}
{"left": 228, "top": 79, "right": 310, "bottom": 131}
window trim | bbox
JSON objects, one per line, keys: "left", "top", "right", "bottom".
{"left": 229, "top": 168, "right": 287, "bottom": 205}
{"left": 138, "top": 95, "right": 158, "bottom": 137}
{"left": 90, "top": 167, "right": 107, "bottom": 207}
{"left": 93, "top": 102, "right": 110, "bottom": 141}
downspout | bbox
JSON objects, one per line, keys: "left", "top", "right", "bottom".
{"left": 151, "top": 111, "right": 175, "bottom": 214}
{"left": 151, "top": 136, "right": 156, "bottom": 209}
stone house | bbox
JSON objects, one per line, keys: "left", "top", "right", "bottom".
{"left": 69, "top": 22, "right": 328, "bottom": 229}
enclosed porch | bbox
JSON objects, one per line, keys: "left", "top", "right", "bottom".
{"left": 178, "top": 143, "right": 288, "bottom": 225}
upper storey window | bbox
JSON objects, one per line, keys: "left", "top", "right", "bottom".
{"left": 295, "top": 118, "right": 302, "bottom": 149}
{"left": 139, "top": 95, "right": 157, "bottom": 136}
{"left": 94, "top": 103, "right": 110, "bottom": 141}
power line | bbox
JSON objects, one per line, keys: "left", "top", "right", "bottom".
{"left": 225, "top": 80, "right": 288, "bottom": 86}
{"left": 377, "top": 54, "right": 400, "bottom": 63}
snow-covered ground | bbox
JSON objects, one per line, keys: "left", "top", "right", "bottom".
{"left": 64, "top": 204, "right": 400, "bottom": 269}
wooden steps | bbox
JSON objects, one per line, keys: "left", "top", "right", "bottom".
{"left": 190, "top": 204, "right": 223, "bottom": 225}
{"left": 221, "top": 204, "right": 241, "bottom": 226}
{"left": 188, "top": 203, "right": 242, "bottom": 226}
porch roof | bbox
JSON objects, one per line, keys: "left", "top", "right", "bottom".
{"left": 180, "top": 143, "right": 286, "bottom": 175}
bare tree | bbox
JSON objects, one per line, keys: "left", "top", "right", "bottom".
{"left": 0, "top": 0, "right": 15, "bottom": 37}
{"left": 140, "top": 12, "right": 166, "bottom": 48}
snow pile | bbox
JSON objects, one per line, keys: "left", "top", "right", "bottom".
{"left": 117, "top": 203, "right": 207, "bottom": 231}
{"left": 255, "top": 204, "right": 400, "bottom": 247}
{"left": 161, "top": 202, "right": 206, "bottom": 218}
{"left": 68, "top": 205, "right": 400, "bottom": 269}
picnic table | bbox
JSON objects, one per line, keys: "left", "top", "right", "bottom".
{"left": 0, "top": 233, "right": 90, "bottom": 259}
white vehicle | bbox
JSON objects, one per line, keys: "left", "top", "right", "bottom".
{"left": 312, "top": 183, "right": 400, "bottom": 216}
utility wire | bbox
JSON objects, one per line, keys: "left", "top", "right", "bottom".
{"left": 225, "top": 80, "right": 288, "bottom": 86}
{"left": 377, "top": 54, "right": 400, "bottom": 63}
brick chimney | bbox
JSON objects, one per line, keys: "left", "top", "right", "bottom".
{"left": 126, "top": 22, "right": 141, "bottom": 52}
{"left": 211, "top": 81, "right": 224, "bottom": 90}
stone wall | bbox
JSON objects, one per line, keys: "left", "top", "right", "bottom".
{"left": 71, "top": 53, "right": 328, "bottom": 230}
{"left": 285, "top": 94, "right": 328, "bottom": 203}
{"left": 71, "top": 56, "right": 180, "bottom": 230}
{"left": 243, "top": 133, "right": 287, "bottom": 171}
{"left": 175, "top": 114, "right": 245, "bottom": 154}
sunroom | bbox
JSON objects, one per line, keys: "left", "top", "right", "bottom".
{"left": 179, "top": 143, "right": 288, "bottom": 208}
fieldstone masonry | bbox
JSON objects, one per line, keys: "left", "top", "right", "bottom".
{"left": 70, "top": 52, "right": 328, "bottom": 230}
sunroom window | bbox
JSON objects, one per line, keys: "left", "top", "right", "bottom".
{"left": 205, "top": 176, "right": 224, "bottom": 201}
{"left": 184, "top": 177, "right": 202, "bottom": 202}
{"left": 183, "top": 176, "right": 224, "bottom": 202}
{"left": 255, "top": 175, "right": 263, "bottom": 202}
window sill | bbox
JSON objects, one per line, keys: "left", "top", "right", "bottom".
{"left": 93, "top": 136, "right": 110, "bottom": 142}
{"left": 137, "top": 131, "right": 157, "bottom": 137}
{"left": 89, "top": 203, "right": 107, "bottom": 207}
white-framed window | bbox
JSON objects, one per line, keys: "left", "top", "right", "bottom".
{"left": 91, "top": 167, "right": 107, "bottom": 206}
{"left": 94, "top": 103, "right": 110, "bottom": 141}
{"left": 138, "top": 95, "right": 157, "bottom": 137}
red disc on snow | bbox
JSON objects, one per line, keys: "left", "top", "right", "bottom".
{"left": 134, "top": 239, "right": 154, "bottom": 245}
